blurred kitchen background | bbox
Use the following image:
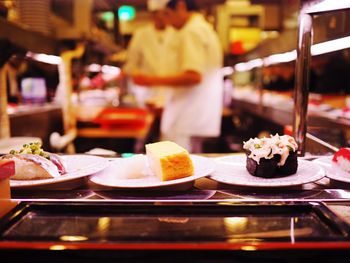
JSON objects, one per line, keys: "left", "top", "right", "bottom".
{"left": 0, "top": 0, "right": 349, "bottom": 155}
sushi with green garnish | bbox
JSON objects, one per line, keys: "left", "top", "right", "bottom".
{"left": 1, "top": 142, "right": 66, "bottom": 180}
{"left": 243, "top": 134, "right": 298, "bottom": 178}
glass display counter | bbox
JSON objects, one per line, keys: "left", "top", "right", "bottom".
{"left": 2, "top": 153, "right": 350, "bottom": 261}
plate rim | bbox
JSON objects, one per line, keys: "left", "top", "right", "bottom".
{"left": 209, "top": 154, "right": 325, "bottom": 187}
{"left": 10, "top": 154, "right": 110, "bottom": 188}
{"left": 89, "top": 154, "right": 215, "bottom": 189}
{"left": 314, "top": 156, "right": 350, "bottom": 183}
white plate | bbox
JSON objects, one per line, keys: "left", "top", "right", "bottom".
{"left": 10, "top": 155, "right": 110, "bottom": 189}
{"left": 209, "top": 154, "right": 325, "bottom": 188}
{"left": 89, "top": 155, "right": 215, "bottom": 190}
{"left": 313, "top": 156, "right": 350, "bottom": 183}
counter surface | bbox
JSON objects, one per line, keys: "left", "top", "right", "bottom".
{"left": 3, "top": 154, "right": 350, "bottom": 257}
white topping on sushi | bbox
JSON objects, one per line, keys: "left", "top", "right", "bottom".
{"left": 335, "top": 156, "right": 350, "bottom": 172}
{"left": 243, "top": 134, "right": 298, "bottom": 165}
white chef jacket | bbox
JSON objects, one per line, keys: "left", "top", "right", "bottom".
{"left": 123, "top": 24, "right": 177, "bottom": 106}
{"left": 161, "top": 14, "right": 224, "bottom": 137}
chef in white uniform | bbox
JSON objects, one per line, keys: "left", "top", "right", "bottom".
{"left": 123, "top": 0, "right": 176, "bottom": 107}
{"left": 133, "top": 0, "right": 224, "bottom": 152}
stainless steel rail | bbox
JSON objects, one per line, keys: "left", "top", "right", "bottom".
{"left": 293, "top": 0, "right": 350, "bottom": 156}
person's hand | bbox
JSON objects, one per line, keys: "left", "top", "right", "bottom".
{"left": 132, "top": 74, "right": 156, "bottom": 86}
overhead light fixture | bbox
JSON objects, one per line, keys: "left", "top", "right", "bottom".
{"left": 311, "top": 36, "right": 350, "bottom": 56}
{"left": 263, "top": 50, "right": 297, "bottom": 66}
{"left": 118, "top": 5, "right": 136, "bottom": 21}
{"left": 303, "top": 0, "right": 350, "bottom": 14}
{"left": 101, "top": 11, "right": 114, "bottom": 22}
{"left": 234, "top": 35, "right": 350, "bottom": 71}
{"left": 26, "top": 52, "right": 62, "bottom": 65}
{"left": 234, "top": 58, "right": 263, "bottom": 72}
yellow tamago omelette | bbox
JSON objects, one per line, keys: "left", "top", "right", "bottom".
{"left": 145, "top": 141, "right": 194, "bottom": 181}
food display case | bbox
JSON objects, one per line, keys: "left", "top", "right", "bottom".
{"left": 230, "top": 0, "right": 350, "bottom": 156}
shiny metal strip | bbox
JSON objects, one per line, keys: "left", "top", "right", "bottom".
{"left": 293, "top": 11, "right": 313, "bottom": 156}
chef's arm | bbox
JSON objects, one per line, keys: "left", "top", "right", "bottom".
{"left": 132, "top": 70, "right": 202, "bottom": 87}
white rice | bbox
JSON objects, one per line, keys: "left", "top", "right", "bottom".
{"left": 117, "top": 154, "right": 148, "bottom": 179}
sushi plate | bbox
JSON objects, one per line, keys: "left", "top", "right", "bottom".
{"left": 89, "top": 155, "right": 215, "bottom": 190}
{"left": 10, "top": 155, "right": 110, "bottom": 189}
{"left": 209, "top": 154, "right": 325, "bottom": 188}
{"left": 313, "top": 156, "right": 350, "bottom": 184}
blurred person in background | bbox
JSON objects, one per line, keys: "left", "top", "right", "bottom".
{"left": 123, "top": 0, "right": 177, "bottom": 108}
{"left": 133, "top": 0, "right": 224, "bottom": 153}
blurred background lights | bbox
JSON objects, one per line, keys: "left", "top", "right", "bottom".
{"left": 118, "top": 5, "right": 136, "bottom": 21}
{"left": 101, "top": 11, "right": 114, "bottom": 22}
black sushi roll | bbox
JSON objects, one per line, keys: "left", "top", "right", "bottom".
{"left": 246, "top": 153, "right": 281, "bottom": 178}
{"left": 277, "top": 150, "right": 298, "bottom": 175}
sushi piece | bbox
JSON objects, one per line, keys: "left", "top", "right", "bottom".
{"left": 0, "top": 159, "right": 15, "bottom": 199}
{"left": 243, "top": 134, "right": 298, "bottom": 178}
{"left": 1, "top": 142, "right": 67, "bottom": 180}
{"left": 0, "top": 159, "right": 15, "bottom": 180}
{"left": 276, "top": 135, "right": 298, "bottom": 175}
{"left": 49, "top": 153, "right": 67, "bottom": 175}
{"left": 246, "top": 153, "right": 280, "bottom": 178}
{"left": 117, "top": 154, "right": 147, "bottom": 179}
{"left": 333, "top": 148, "right": 350, "bottom": 172}
{"left": 1, "top": 154, "right": 61, "bottom": 180}
{"left": 277, "top": 150, "right": 298, "bottom": 175}
{"left": 243, "top": 136, "right": 279, "bottom": 178}
{"left": 146, "top": 141, "right": 194, "bottom": 181}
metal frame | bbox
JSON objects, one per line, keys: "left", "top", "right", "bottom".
{"left": 1, "top": 201, "right": 350, "bottom": 248}
{"left": 293, "top": 0, "right": 350, "bottom": 156}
